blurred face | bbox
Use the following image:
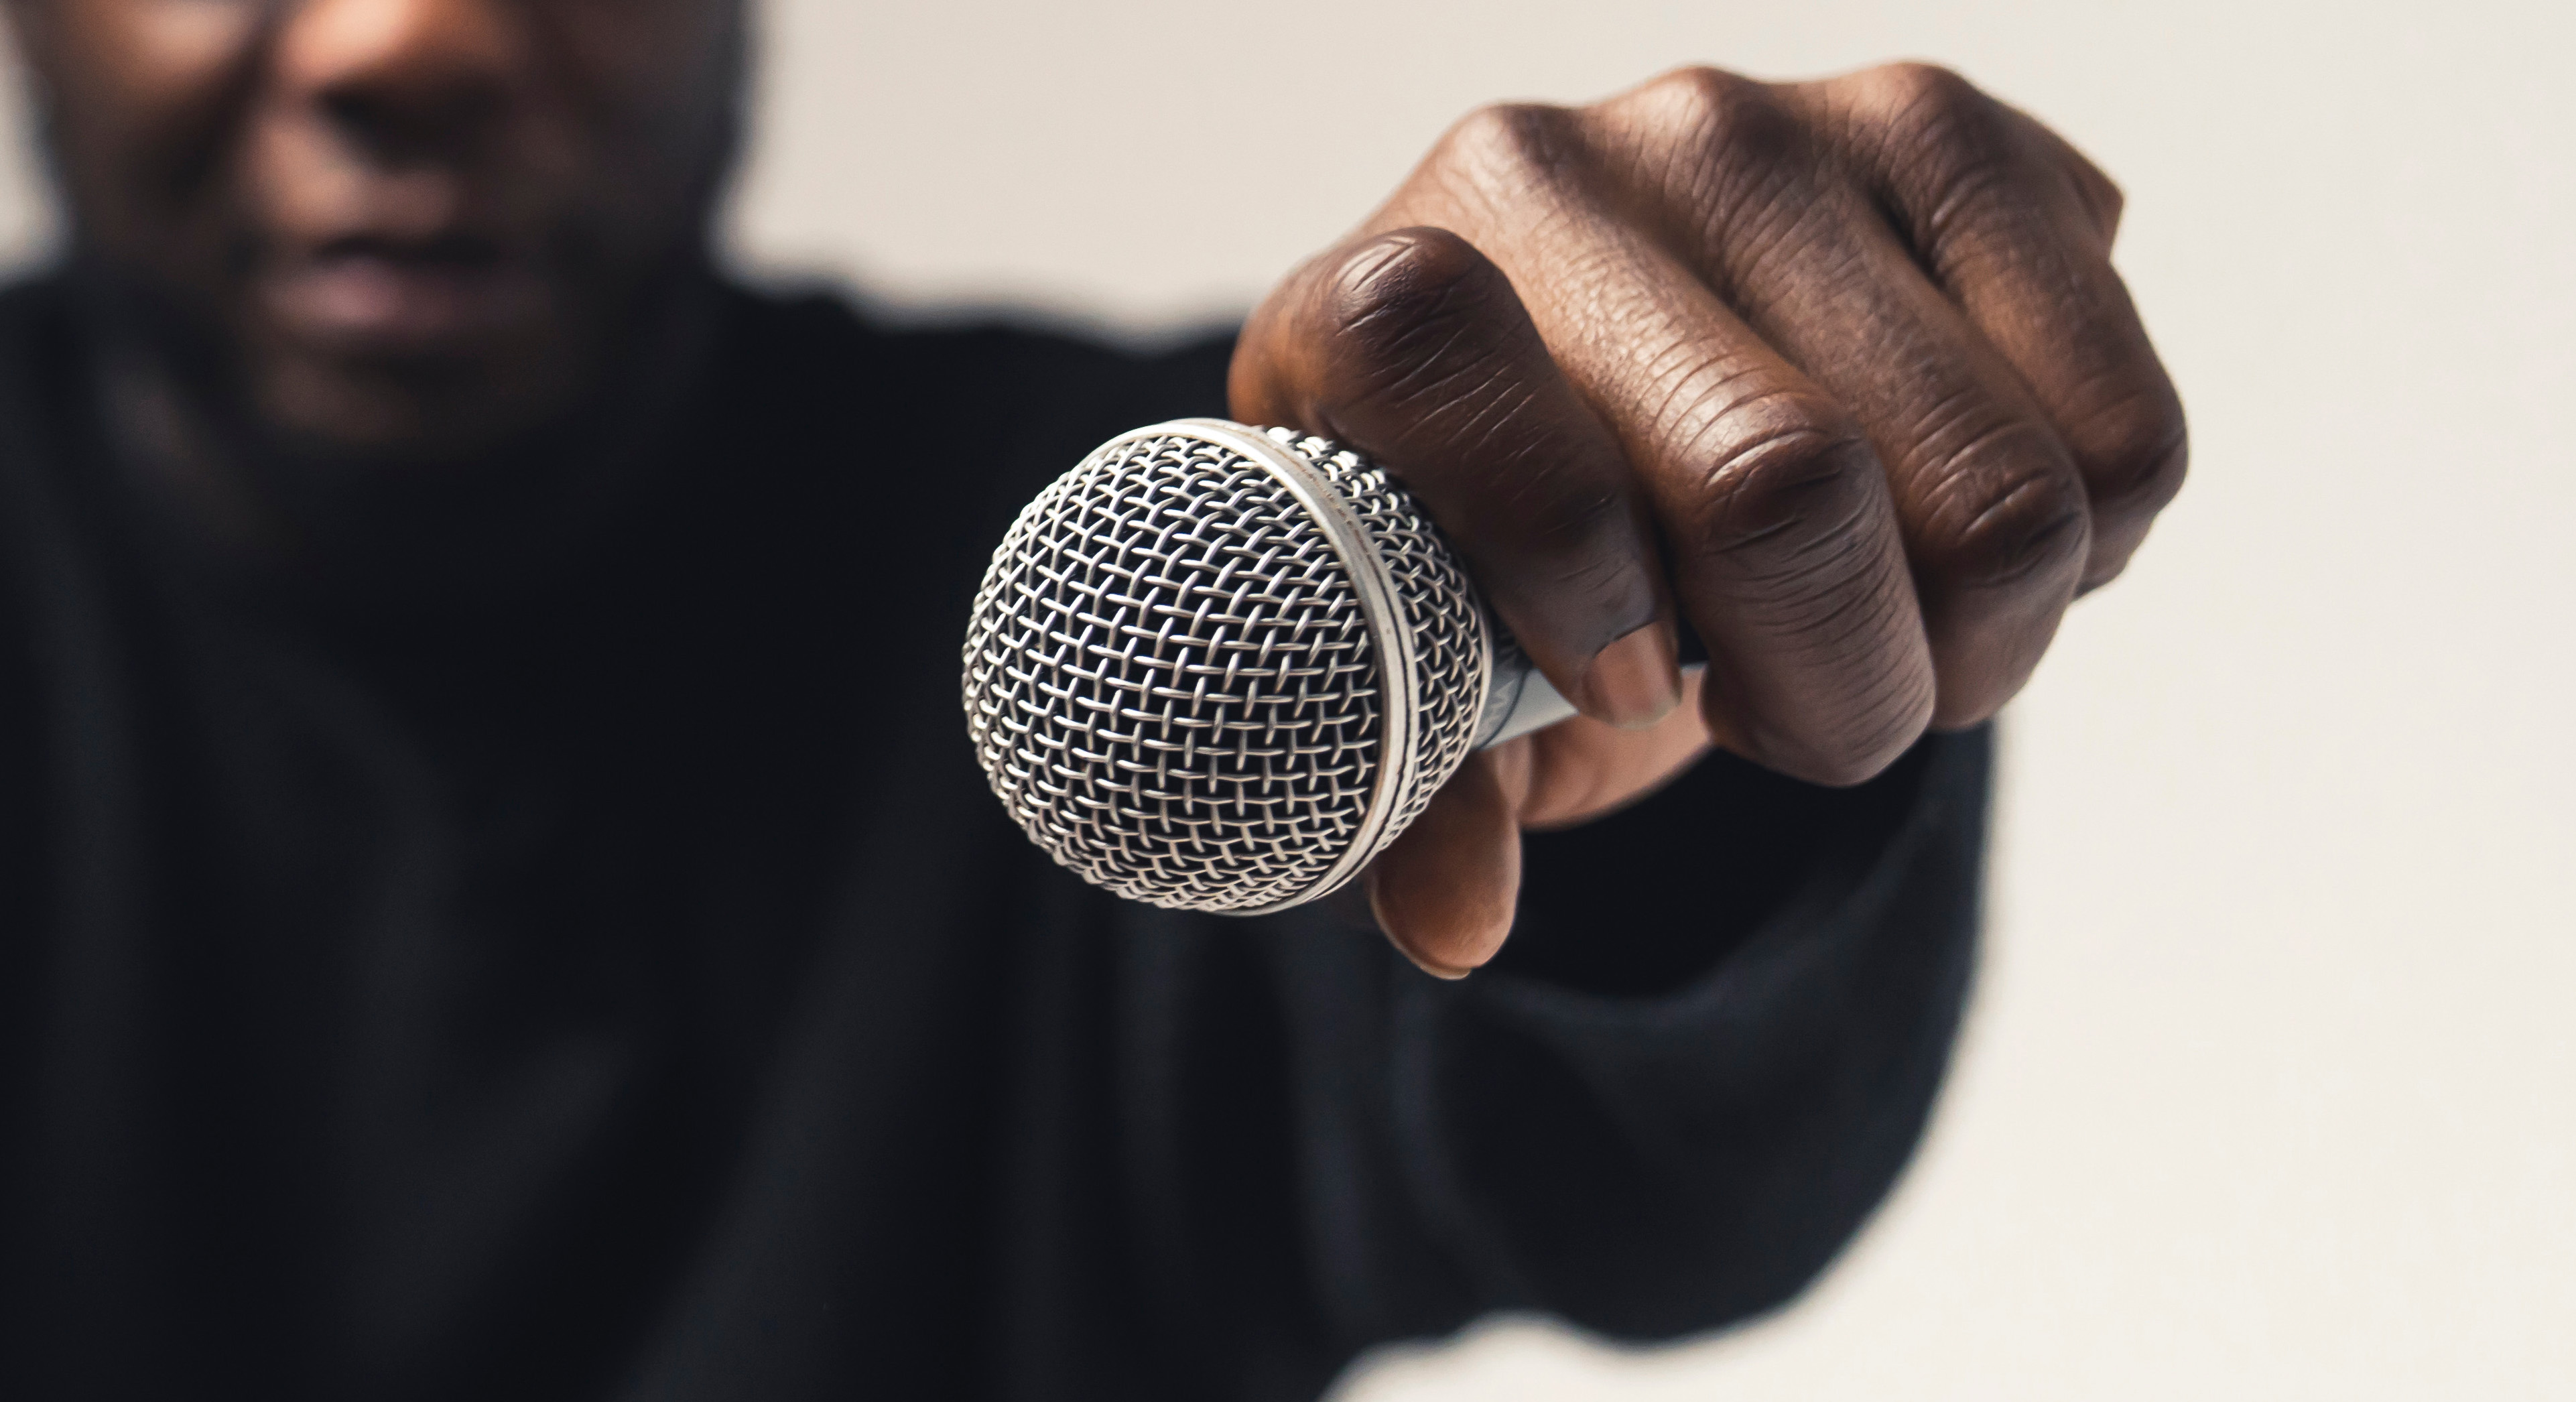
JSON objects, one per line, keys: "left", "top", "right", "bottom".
{"left": 7, "top": 0, "right": 746, "bottom": 464}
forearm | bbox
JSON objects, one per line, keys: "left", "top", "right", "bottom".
{"left": 1130, "top": 728, "right": 1988, "bottom": 1377}
{"left": 1390, "top": 726, "right": 1989, "bottom": 1336}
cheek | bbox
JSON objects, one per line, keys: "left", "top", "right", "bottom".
{"left": 47, "top": 1, "right": 265, "bottom": 245}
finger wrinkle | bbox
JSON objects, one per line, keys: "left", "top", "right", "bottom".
{"left": 1655, "top": 133, "right": 1797, "bottom": 262}
{"left": 1915, "top": 162, "right": 2022, "bottom": 279}
{"left": 1436, "top": 395, "right": 1604, "bottom": 511}
{"left": 1369, "top": 333, "right": 1500, "bottom": 409}
{"left": 1635, "top": 342, "right": 1791, "bottom": 450}
{"left": 1419, "top": 356, "right": 1526, "bottom": 428}
{"left": 1699, "top": 178, "right": 1842, "bottom": 306}
{"left": 1898, "top": 395, "right": 2064, "bottom": 496}
{"left": 1711, "top": 500, "right": 1885, "bottom": 607}
{"left": 1371, "top": 369, "right": 1589, "bottom": 507}
{"left": 1747, "top": 567, "right": 1913, "bottom": 680}
{"left": 1895, "top": 382, "right": 1992, "bottom": 449}
{"left": 1927, "top": 469, "right": 2089, "bottom": 591}
{"left": 1336, "top": 290, "right": 1482, "bottom": 374}
{"left": 2078, "top": 414, "right": 2188, "bottom": 515}
{"left": 2051, "top": 371, "right": 2187, "bottom": 481}
{"left": 1669, "top": 422, "right": 1875, "bottom": 564}
{"left": 1905, "top": 419, "right": 2050, "bottom": 518}
{"left": 1671, "top": 382, "right": 1860, "bottom": 474}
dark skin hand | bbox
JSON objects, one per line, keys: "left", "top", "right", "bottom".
{"left": 1233, "top": 68, "right": 2185, "bottom": 976}
{"left": 5, "top": 3, "right": 2184, "bottom": 978}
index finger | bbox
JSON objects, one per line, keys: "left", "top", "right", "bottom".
{"left": 1232, "top": 226, "right": 1687, "bottom": 730}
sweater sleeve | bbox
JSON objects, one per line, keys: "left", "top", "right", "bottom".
{"left": 1106, "top": 726, "right": 1988, "bottom": 1400}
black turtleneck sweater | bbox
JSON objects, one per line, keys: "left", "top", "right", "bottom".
{"left": 0, "top": 273, "right": 1986, "bottom": 1401}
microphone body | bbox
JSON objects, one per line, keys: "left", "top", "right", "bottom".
{"left": 964, "top": 419, "right": 1575, "bottom": 915}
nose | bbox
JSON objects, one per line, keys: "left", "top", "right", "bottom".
{"left": 274, "top": 0, "right": 530, "bottom": 160}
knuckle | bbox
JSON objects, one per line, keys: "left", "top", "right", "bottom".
{"left": 1636, "top": 64, "right": 1766, "bottom": 125}
{"left": 1324, "top": 229, "right": 1489, "bottom": 341}
{"left": 1637, "top": 65, "right": 1807, "bottom": 173}
{"left": 1858, "top": 61, "right": 2005, "bottom": 146}
{"left": 2073, "top": 159, "right": 2128, "bottom": 235}
{"left": 1323, "top": 249, "right": 1630, "bottom": 564}
{"left": 2067, "top": 383, "right": 2189, "bottom": 515}
{"left": 1590, "top": 68, "right": 1827, "bottom": 259}
{"left": 1654, "top": 383, "right": 1939, "bottom": 786}
{"left": 1913, "top": 440, "right": 2091, "bottom": 592}
{"left": 1434, "top": 101, "right": 1581, "bottom": 191}
{"left": 1307, "top": 237, "right": 1636, "bottom": 584}
{"left": 1679, "top": 394, "right": 1884, "bottom": 569}
{"left": 1851, "top": 63, "right": 2027, "bottom": 243}
{"left": 1314, "top": 229, "right": 1509, "bottom": 389}
{"left": 1299, "top": 234, "right": 1657, "bottom": 643}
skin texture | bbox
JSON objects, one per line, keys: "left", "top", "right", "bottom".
{"left": 1232, "top": 68, "right": 2185, "bottom": 976}
{"left": 4, "top": 3, "right": 2185, "bottom": 978}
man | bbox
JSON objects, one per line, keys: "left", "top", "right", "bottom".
{"left": 0, "top": 1, "right": 2184, "bottom": 1398}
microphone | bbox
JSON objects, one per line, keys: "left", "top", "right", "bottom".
{"left": 962, "top": 418, "right": 1580, "bottom": 915}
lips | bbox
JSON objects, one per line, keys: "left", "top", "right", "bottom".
{"left": 260, "top": 234, "right": 551, "bottom": 359}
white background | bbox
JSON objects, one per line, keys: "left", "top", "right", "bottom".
{"left": 4, "top": 1, "right": 2569, "bottom": 1395}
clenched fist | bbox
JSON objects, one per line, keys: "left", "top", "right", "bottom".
{"left": 1230, "top": 64, "right": 2187, "bottom": 976}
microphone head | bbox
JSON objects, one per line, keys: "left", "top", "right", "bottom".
{"left": 963, "top": 419, "right": 1492, "bottom": 914}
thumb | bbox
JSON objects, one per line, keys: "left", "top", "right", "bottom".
{"left": 1366, "top": 743, "right": 1534, "bottom": 978}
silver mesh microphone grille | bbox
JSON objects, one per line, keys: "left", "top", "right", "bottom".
{"left": 962, "top": 419, "right": 1492, "bottom": 914}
